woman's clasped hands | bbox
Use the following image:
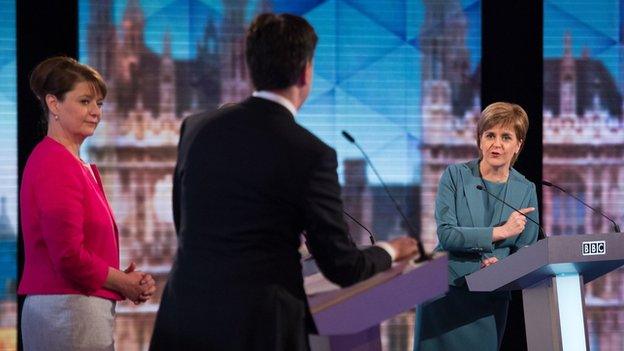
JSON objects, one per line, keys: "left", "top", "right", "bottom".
{"left": 123, "top": 262, "right": 156, "bottom": 304}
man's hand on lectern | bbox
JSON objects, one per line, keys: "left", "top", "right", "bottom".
{"left": 388, "top": 236, "right": 420, "bottom": 261}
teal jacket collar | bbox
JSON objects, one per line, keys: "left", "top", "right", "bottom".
{"left": 462, "top": 159, "right": 531, "bottom": 227}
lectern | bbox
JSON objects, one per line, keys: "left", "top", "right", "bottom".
{"left": 304, "top": 253, "right": 448, "bottom": 351}
{"left": 466, "top": 233, "right": 624, "bottom": 351}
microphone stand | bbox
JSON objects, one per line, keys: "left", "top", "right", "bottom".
{"left": 542, "top": 180, "right": 621, "bottom": 233}
{"left": 342, "top": 130, "right": 430, "bottom": 262}
{"left": 476, "top": 185, "right": 547, "bottom": 239}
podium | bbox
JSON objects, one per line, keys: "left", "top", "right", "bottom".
{"left": 304, "top": 253, "right": 448, "bottom": 351}
{"left": 466, "top": 233, "right": 624, "bottom": 351}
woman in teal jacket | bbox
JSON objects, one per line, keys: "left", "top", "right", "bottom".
{"left": 415, "top": 102, "right": 539, "bottom": 351}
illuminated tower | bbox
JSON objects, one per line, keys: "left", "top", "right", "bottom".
{"left": 420, "top": 0, "right": 479, "bottom": 250}
{"left": 220, "top": 0, "right": 251, "bottom": 103}
{"left": 559, "top": 33, "right": 577, "bottom": 118}
{"left": 87, "top": 0, "right": 116, "bottom": 79}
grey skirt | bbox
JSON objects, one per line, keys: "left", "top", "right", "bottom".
{"left": 22, "top": 295, "right": 116, "bottom": 351}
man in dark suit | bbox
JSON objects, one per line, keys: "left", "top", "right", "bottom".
{"left": 149, "top": 13, "right": 419, "bottom": 351}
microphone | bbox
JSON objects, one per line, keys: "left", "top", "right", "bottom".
{"left": 343, "top": 210, "right": 376, "bottom": 244}
{"left": 476, "top": 185, "right": 546, "bottom": 239}
{"left": 342, "top": 130, "right": 429, "bottom": 262}
{"left": 342, "top": 130, "right": 355, "bottom": 143}
{"left": 542, "top": 180, "right": 621, "bottom": 233}
{"left": 302, "top": 211, "right": 375, "bottom": 263}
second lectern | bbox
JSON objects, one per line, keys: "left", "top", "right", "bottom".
{"left": 466, "top": 233, "right": 624, "bottom": 351}
{"left": 305, "top": 253, "right": 449, "bottom": 351}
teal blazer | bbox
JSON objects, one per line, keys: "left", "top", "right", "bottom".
{"left": 435, "top": 159, "right": 539, "bottom": 286}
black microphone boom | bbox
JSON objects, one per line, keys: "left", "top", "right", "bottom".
{"left": 542, "top": 180, "right": 621, "bottom": 233}
{"left": 343, "top": 210, "right": 376, "bottom": 244}
{"left": 342, "top": 130, "right": 429, "bottom": 262}
{"left": 303, "top": 211, "right": 375, "bottom": 263}
{"left": 476, "top": 185, "right": 547, "bottom": 239}
{"left": 341, "top": 130, "right": 355, "bottom": 143}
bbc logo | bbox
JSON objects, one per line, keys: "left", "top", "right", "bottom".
{"left": 582, "top": 240, "right": 606, "bottom": 256}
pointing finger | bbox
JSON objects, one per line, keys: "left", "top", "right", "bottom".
{"left": 519, "top": 207, "right": 535, "bottom": 214}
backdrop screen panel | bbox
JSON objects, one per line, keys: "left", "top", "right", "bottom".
{"left": 79, "top": 0, "right": 481, "bottom": 349}
{"left": 544, "top": 0, "right": 624, "bottom": 349}
{"left": 0, "top": 0, "right": 17, "bottom": 349}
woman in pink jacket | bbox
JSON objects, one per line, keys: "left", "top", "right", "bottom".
{"left": 18, "top": 56, "right": 156, "bottom": 351}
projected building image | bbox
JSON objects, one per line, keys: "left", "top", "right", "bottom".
{"left": 543, "top": 1, "right": 624, "bottom": 349}
{"left": 0, "top": 0, "right": 17, "bottom": 349}
{"left": 81, "top": 0, "right": 480, "bottom": 349}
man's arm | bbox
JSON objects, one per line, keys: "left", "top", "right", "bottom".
{"left": 302, "top": 146, "right": 415, "bottom": 287}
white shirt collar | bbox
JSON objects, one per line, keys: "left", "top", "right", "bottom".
{"left": 252, "top": 91, "right": 298, "bottom": 117}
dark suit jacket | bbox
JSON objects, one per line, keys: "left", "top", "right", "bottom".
{"left": 149, "top": 97, "right": 392, "bottom": 351}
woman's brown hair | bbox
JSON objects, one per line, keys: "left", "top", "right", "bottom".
{"left": 29, "top": 56, "right": 107, "bottom": 122}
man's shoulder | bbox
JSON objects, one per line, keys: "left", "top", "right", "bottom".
{"left": 281, "top": 123, "right": 335, "bottom": 162}
{"left": 181, "top": 99, "right": 333, "bottom": 155}
{"left": 290, "top": 121, "right": 329, "bottom": 145}
{"left": 182, "top": 98, "right": 272, "bottom": 130}
{"left": 182, "top": 108, "right": 225, "bottom": 131}
{"left": 243, "top": 97, "right": 332, "bottom": 151}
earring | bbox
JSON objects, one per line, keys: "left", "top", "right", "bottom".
{"left": 53, "top": 114, "right": 59, "bottom": 120}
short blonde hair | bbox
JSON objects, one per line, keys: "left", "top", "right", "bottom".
{"left": 476, "top": 102, "right": 529, "bottom": 166}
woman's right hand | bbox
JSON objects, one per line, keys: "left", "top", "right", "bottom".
{"left": 123, "top": 262, "right": 156, "bottom": 304}
{"left": 105, "top": 263, "right": 156, "bottom": 304}
{"left": 121, "top": 271, "right": 151, "bottom": 303}
{"left": 492, "top": 207, "right": 535, "bottom": 241}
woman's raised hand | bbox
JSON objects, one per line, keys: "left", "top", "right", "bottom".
{"left": 492, "top": 207, "right": 535, "bottom": 241}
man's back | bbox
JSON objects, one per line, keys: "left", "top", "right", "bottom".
{"left": 175, "top": 97, "right": 321, "bottom": 293}
{"left": 150, "top": 13, "right": 417, "bottom": 351}
{"left": 151, "top": 97, "right": 392, "bottom": 350}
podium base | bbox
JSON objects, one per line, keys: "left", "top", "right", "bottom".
{"left": 523, "top": 274, "right": 588, "bottom": 351}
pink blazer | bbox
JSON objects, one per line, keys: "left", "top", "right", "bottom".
{"left": 18, "top": 137, "right": 123, "bottom": 301}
